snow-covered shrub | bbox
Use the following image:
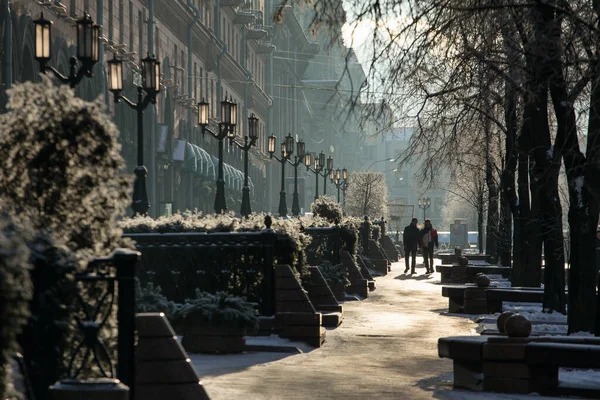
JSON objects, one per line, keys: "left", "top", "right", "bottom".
{"left": 310, "top": 196, "right": 343, "bottom": 224}
{"left": 0, "top": 215, "right": 32, "bottom": 400}
{"left": 0, "top": 77, "right": 132, "bottom": 264}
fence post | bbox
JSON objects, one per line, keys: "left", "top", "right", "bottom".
{"left": 362, "top": 216, "right": 370, "bottom": 255}
{"left": 114, "top": 248, "right": 140, "bottom": 396}
{"left": 332, "top": 224, "right": 341, "bottom": 265}
{"left": 261, "top": 215, "right": 276, "bottom": 316}
{"left": 380, "top": 216, "right": 386, "bottom": 242}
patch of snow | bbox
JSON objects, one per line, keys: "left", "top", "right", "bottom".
{"left": 547, "top": 145, "right": 554, "bottom": 159}
{"left": 570, "top": 331, "right": 595, "bottom": 337}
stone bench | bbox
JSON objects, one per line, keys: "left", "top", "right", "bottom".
{"left": 439, "top": 335, "right": 600, "bottom": 396}
{"left": 437, "top": 265, "right": 511, "bottom": 284}
{"left": 442, "top": 286, "right": 551, "bottom": 314}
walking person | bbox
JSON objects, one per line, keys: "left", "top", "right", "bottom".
{"left": 403, "top": 218, "right": 420, "bottom": 274}
{"left": 421, "top": 220, "right": 439, "bottom": 273}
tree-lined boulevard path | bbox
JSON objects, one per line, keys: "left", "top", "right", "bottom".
{"left": 194, "top": 260, "right": 476, "bottom": 399}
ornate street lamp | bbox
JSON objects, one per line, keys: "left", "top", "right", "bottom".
{"left": 331, "top": 167, "right": 348, "bottom": 203}
{"left": 197, "top": 96, "right": 237, "bottom": 214}
{"left": 286, "top": 138, "right": 306, "bottom": 216}
{"left": 268, "top": 133, "right": 294, "bottom": 217}
{"left": 319, "top": 154, "right": 334, "bottom": 196}
{"left": 229, "top": 113, "right": 260, "bottom": 217}
{"left": 418, "top": 197, "right": 432, "bottom": 221}
{"left": 306, "top": 152, "right": 324, "bottom": 201}
{"left": 34, "top": 12, "right": 100, "bottom": 88}
{"left": 108, "top": 53, "right": 160, "bottom": 216}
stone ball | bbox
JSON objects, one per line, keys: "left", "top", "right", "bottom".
{"left": 476, "top": 274, "right": 491, "bottom": 288}
{"left": 504, "top": 314, "right": 532, "bottom": 338}
{"left": 458, "top": 256, "right": 469, "bottom": 266}
{"left": 496, "top": 311, "right": 515, "bottom": 333}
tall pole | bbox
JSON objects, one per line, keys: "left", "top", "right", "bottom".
{"left": 132, "top": 87, "right": 150, "bottom": 216}
{"left": 278, "top": 159, "right": 287, "bottom": 217}
{"left": 323, "top": 173, "right": 327, "bottom": 196}
{"left": 314, "top": 170, "right": 319, "bottom": 200}
{"left": 337, "top": 185, "right": 341, "bottom": 203}
{"left": 292, "top": 156, "right": 300, "bottom": 216}
{"left": 215, "top": 133, "right": 226, "bottom": 213}
{"left": 241, "top": 136, "right": 251, "bottom": 217}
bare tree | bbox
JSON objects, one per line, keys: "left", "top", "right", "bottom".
{"left": 345, "top": 171, "right": 388, "bottom": 219}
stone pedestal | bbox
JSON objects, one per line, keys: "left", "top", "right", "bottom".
{"left": 49, "top": 379, "right": 129, "bottom": 400}
{"left": 305, "top": 266, "right": 343, "bottom": 327}
{"left": 135, "top": 313, "right": 210, "bottom": 400}
{"left": 275, "top": 265, "right": 326, "bottom": 347}
{"left": 339, "top": 251, "right": 369, "bottom": 298}
{"left": 463, "top": 288, "right": 488, "bottom": 314}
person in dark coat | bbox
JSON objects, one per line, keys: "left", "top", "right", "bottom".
{"left": 403, "top": 218, "right": 420, "bottom": 274}
{"left": 421, "top": 219, "right": 439, "bottom": 273}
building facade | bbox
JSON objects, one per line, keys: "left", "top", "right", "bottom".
{"left": 0, "top": 0, "right": 369, "bottom": 217}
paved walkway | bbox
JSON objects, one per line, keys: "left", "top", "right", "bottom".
{"left": 193, "top": 259, "right": 478, "bottom": 399}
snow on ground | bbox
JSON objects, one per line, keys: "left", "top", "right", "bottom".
{"left": 189, "top": 335, "right": 313, "bottom": 378}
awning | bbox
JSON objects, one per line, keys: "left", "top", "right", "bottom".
{"left": 210, "top": 155, "right": 245, "bottom": 192}
{"left": 181, "top": 141, "right": 215, "bottom": 180}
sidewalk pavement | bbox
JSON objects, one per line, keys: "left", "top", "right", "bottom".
{"left": 191, "top": 258, "right": 564, "bottom": 400}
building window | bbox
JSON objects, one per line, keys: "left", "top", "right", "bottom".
{"left": 129, "top": 1, "right": 134, "bottom": 52}
{"left": 108, "top": 0, "right": 114, "bottom": 42}
{"left": 119, "top": 0, "right": 124, "bottom": 43}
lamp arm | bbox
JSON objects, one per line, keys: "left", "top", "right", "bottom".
{"left": 116, "top": 94, "right": 139, "bottom": 110}
{"left": 44, "top": 65, "right": 71, "bottom": 85}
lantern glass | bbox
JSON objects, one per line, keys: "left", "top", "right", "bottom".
{"left": 297, "top": 140, "right": 305, "bottom": 159}
{"left": 230, "top": 99, "right": 238, "bottom": 127}
{"left": 327, "top": 155, "right": 333, "bottom": 171}
{"left": 336, "top": 169, "right": 341, "bottom": 180}
{"left": 329, "top": 169, "right": 335, "bottom": 180}
{"left": 281, "top": 142, "right": 287, "bottom": 158}
{"left": 198, "top": 99, "right": 209, "bottom": 125}
{"left": 319, "top": 152, "right": 325, "bottom": 170}
{"left": 268, "top": 135, "right": 276, "bottom": 154}
{"left": 418, "top": 198, "right": 422, "bottom": 206}
{"left": 305, "top": 153, "right": 312, "bottom": 168}
{"left": 427, "top": 198, "right": 431, "bottom": 206}
{"left": 142, "top": 54, "right": 158, "bottom": 91}
{"left": 34, "top": 13, "right": 52, "bottom": 61}
{"left": 91, "top": 24, "right": 100, "bottom": 62}
{"left": 342, "top": 168, "right": 348, "bottom": 180}
{"left": 154, "top": 60, "right": 161, "bottom": 92}
{"left": 107, "top": 56, "right": 123, "bottom": 91}
{"left": 285, "top": 134, "right": 294, "bottom": 156}
{"left": 314, "top": 157, "right": 319, "bottom": 170}
{"left": 248, "top": 114, "right": 259, "bottom": 140}
{"left": 221, "top": 98, "right": 231, "bottom": 125}
{"left": 76, "top": 13, "right": 94, "bottom": 61}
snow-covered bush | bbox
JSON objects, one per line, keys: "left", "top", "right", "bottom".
{"left": 0, "top": 77, "right": 131, "bottom": 264}
{"left": 310, "top": 196, "right": 343, "bottom": 224}
{"left": 0, "top": 215, "right": 32, "bottom": 400}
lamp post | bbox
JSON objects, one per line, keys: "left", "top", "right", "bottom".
{"left": 268, "top": 133, "right": 294, "bottom": 217}
{"left": 418, "top": 197, "right": 431, "bottom": 221}
{"left": 320, "top": 155, "right": 334, "bottom": 196}
{"left": 330, "top": 168, "right": 348, "bottom": 203}
{"left": 229, "top": 114, "right": 260, "bottom": 217}
{"left": 34, "top": 12, "right": 100, "bottom": 88}
{"left": 306, "top": 151, "right": 325, "bottom": 200}
{"left": 286, "top": 138, "right": 306, "bottom": 217}
{"left": 197, "top": 97, "right": 237, "bottom": 214}
{"left": 108, "top": 54, "right": 160, "bottom": 216}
